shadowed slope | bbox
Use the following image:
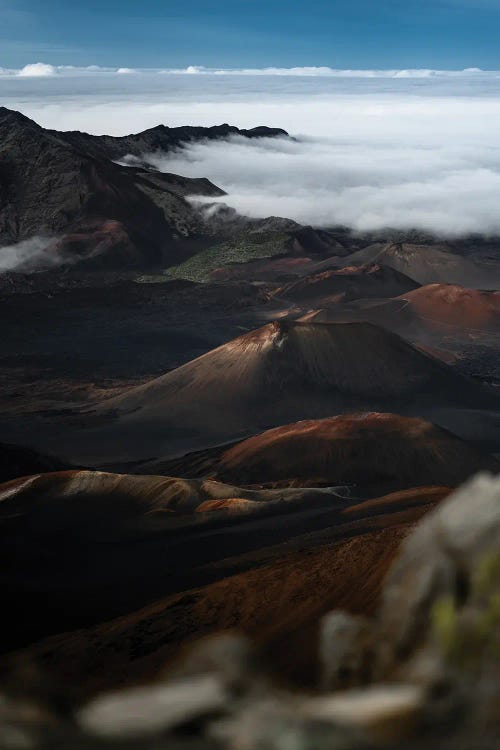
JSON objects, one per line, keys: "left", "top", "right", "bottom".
{"left": 0, "top": 469, "right": 357, "bottom": 650}
{"left": 0, "top": 108, "right": 287, "bottom": 269}
{"left": 1, "top": 479, "right": 449, "bottom": 694}
{"left": 298, "top": 283, "right": 500, "bottom": 342}
{"left": 210, "top": 255, "right": 316, "bottom": 282}
{"left": 0, "top": 109, "right": 165, "bottom": 265}
{"left": 298, "top": 308, "right": 345, "bottom": 323}
{"left": 340, "top": 242, "right": 497, "bottom": 288}
{"left": 0, "top": 469, "right": 351, "bottom": 520}
{"left": 0, "top": 108, "right": 220, "bottom": 267}
{"left": 272, "top": 264, "right": 419, "bottom": 303}
{"left": 0, "top": 442, "right": 71, "bottom": 483}
{"left": 215, "top": 413, "right": 499, "bottom": 487}
{"left": 54, "top": 123, "right": 289, "bottom": 163}
{"left": 66, "top": 320, "right": 497, "bottom": 466}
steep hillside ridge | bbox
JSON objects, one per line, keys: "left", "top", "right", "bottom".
{"left": 0, "top": 108, "right": 284, "bottom": 268}
{"left": 0, "top": 108, "right": 202, "bottom": 266}
{"left": 53, "top": 123, "right": 289, "bottom": 162}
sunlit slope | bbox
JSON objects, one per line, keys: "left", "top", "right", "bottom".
{"left": 72, "top": 320, "right": 497, "bottom": 465}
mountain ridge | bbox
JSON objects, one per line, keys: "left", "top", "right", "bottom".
{"left": 0, "top": 107, "right": 289, "bottom": 268}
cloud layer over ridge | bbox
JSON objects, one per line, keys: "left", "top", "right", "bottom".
{"left": 2, "top": 68, "right": 500, "bottom": 235}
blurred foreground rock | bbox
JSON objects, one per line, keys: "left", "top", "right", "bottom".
{"left": 319, "top": 612, "right": 372, "bottom": 690}
{"left": 1, "top": 473, "right": 498, "bottom": 749}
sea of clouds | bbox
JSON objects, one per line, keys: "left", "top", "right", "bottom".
{"left": 0, "top": 63, "right": 492, "bottom": 78}
{"left": 1, "top": 65, "right": 500, "bottom": 234}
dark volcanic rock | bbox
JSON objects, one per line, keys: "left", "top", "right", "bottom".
{"left": 0, "top": 108, "right": 287, "bottom": 269}
{"left": 0, "top": 441, "right": 70, "bottom": 483}
{"left": 272, "top": 263, "right": 420, "bottom": 303}
{"left": 287, "top": 226, "right": 350, "bottom": 256}
{"left": 54, "top": 123, "right": 289, "bottom": 162}
{"left": 341, "top": 241, "right": 498, "bottom": 289}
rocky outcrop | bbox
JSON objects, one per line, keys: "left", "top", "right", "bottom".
{"left": 374, "top": 472, "right": 500, "bottom": 679}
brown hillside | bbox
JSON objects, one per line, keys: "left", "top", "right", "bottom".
{"left": 59, "top": 320, "right": 496, "bottom": 466}
{"left": 341, "top": 242, "right": 497, "bottom": 288}
{"left": 396, "top": 283, "right": 500, "bottom": 331}
{"left": 272, "top": 263, "right": 418, "bottom": 303}
{"left": 3, "top": 485, "right": 449, "bottom": 695}
{"left": 216, "top": 413, "right": 498, "bottom": 487}
{"left": 0, "top": 469, "right": 370, "bottom": 651}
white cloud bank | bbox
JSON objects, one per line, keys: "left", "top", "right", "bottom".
{"left": 145, "top": 134, "right": 500, "bottom": 235}
{"left": 17, "top": 62, "right": 57, "bottom": 77}
{"left": 0, "top": 63, "right": 497, "bottom": 79}
{"left": 2, "top": 70, "right": 500, "bottom": 235}
{"left": 164, "top": 65, "right": 490, "bottom": 78}
{"left": 0, "top": 63, "right": 139, "bottom": 78}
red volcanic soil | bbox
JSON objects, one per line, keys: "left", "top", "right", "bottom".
{"left": 0, "top": 469, "right": 352, "bottom": 521}
{"left": 272, "top": 263, "right": 418, "bottom": 303}
{"left": 396, "top": 283, "right": 500, "bottom": 332}
{"left": 341, "top": 485, "right": 451, "bottom": 515}
{"left": 195, "top": 497, "right": 260, "bottom": 513}
{"left": 3, "top": 485, "right": 449, "bottom": 694}
{"left": 216, "top": 413, "right": 498, "bottom": 488}
{"left": 0, "top": 468, "right": 376, "bottom": 650}
{"left": 57, "top": 319, "right": 496, "bottom": 467}
{"left": 1, "top": 471, "right": 361, "bottom": 542}
{"left": 210, "top": 256, "right": 315, "bottom": 282}
{"left": 0, "top": 470, "right": 230, "bottom": 516}
{"left": 48, "top": 220, "right": 139, "bottom": 268}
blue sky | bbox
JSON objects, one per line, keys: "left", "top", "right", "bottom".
{"left": 1, "top": 0, "right": 500, "bottom": 70}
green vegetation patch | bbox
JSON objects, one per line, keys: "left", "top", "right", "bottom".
{"left": 164, "top": 233, "right": 289, "bottom": 282}
{"left": 134, "top": 274, "right": 174, "bottom": 284}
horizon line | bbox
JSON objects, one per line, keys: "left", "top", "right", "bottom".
{"left": 1, "top": 62, "right": 497, "bottom": 79}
